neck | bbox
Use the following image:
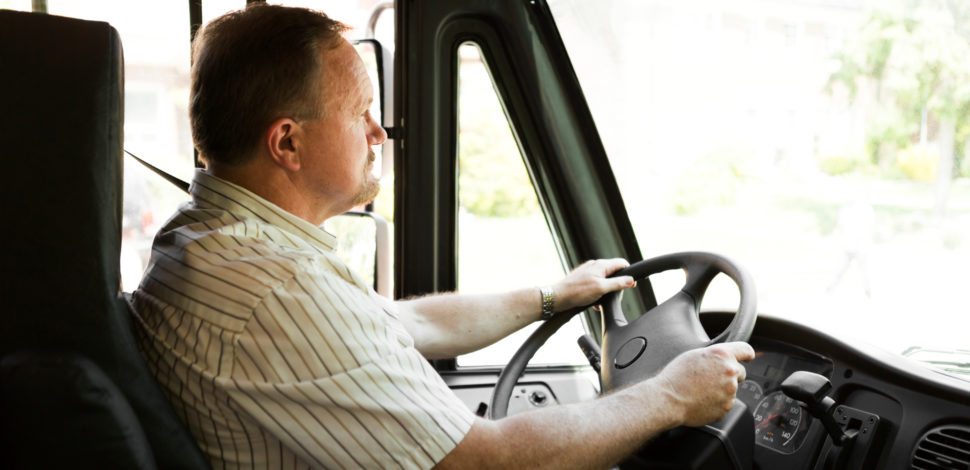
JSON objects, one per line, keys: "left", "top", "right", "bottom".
{"left": 205, "top": 160, "right": 337, "bottom": 226}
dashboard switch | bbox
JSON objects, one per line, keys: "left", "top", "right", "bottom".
{"left": 577, "top": 334, "right": 602, "bottom": 373}
{"left": 529, "top": 390, "right": 548, "bottom": 407}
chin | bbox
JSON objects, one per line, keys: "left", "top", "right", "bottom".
{"left": 351, "top": 180, "right": 381, "bottom": 207}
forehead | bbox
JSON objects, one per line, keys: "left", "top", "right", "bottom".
{"left": 320, "top": 39, "right": 372, "bottom": 111}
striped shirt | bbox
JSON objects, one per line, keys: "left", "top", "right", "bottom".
{"left": 130, "top": 170, "right": 476, "bottom": 470}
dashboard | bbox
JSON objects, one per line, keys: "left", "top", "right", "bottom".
{"left": 443, "top": 312, "right": 970, "bottom": 469}
{"left": 703, "top": 312, "right": 970, "bottom": 470}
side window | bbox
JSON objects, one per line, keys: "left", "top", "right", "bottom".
{"left": 456, "top": 43, "right": 588, "bottom": 367}
{"left": 41, "top": 1, "right": 221, "bottom": 290}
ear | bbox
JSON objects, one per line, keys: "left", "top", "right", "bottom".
{"left": 265, "top": 117, "right": 302, "bottom": 172}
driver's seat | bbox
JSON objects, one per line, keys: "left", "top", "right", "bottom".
{"left": 0, "top": 9, "right": 209, "bottom": 469}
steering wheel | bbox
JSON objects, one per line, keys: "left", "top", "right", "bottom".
{"left": 488, "top": 252, "right": 758, "bottom": 466}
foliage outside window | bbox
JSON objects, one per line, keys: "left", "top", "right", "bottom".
{"left": 550, "top": 0, "right": 970, "bottom": 377}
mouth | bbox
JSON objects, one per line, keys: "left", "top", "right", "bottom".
{"left": 366, "top": 151, "right": 377, "bottom": 170}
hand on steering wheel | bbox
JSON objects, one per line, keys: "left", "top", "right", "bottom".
{"left": 547, "top": 258, "right": 635, "bottom": 312}
{"left": 490, "top": 251, "right": 756, "bottom": 419}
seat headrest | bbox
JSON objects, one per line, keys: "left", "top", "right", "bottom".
{"left": 0, "top": 8, "right": 124, "bottom": 355}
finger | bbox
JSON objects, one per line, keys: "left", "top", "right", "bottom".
{"left": 721, "top": 341, "right": 756, "bottom": 361}
{"left": 605, "top": 276, "right": 635, "bottom": 291}
{"left": 577, "top": 259, "right": 596, "bottom": 269}
{"left": 737, "top": 363, "right": 747, "bottom": 382}
{"left": 608, "top": 257, "right": 631, "bottom": 268}
{"left": 599, "top": 258, "right": 631, "bottom": 276}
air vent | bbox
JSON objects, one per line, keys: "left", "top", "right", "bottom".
{"left": 911, "top": 425, "right": 970, "bottom": 470}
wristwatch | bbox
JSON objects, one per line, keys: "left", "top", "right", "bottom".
{"left": 539, "top": 285, "right": 555, "bottom": 321}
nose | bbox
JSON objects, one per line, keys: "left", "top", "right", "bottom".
{"left": 367, "top": 112, "right": 387, "bottom": 146}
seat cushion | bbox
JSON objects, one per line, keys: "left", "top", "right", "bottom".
{"left": 0, "top": 352, "right": 157, "bottom": 469}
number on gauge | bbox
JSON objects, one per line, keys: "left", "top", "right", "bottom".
{"left": 736, "top": 380, "right": 764, "bottom": 411}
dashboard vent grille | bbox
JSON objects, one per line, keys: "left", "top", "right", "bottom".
{"left": 912, "top": 425, "right": 970, "bottom": 470}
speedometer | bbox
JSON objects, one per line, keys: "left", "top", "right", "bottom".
{"left": 753, "top": 391, "right": 809, "bottom": 454}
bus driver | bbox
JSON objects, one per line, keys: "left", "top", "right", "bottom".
{"left": 129, "top": 4, "right": 754, "bottom": 469}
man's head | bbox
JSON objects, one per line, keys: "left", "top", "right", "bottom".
{"left": 190, "top": 4, "right": 386, "bottom": 223}
{"left": 190, "top": 4, "right": 345, "bottom": 167}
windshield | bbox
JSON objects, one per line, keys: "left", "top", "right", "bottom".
{"left": 549, "top": 0, "right": 969, "bottom": 378}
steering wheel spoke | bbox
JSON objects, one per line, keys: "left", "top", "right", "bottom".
{"left": 682, "top": 262, "right": 721, "bottom": 301}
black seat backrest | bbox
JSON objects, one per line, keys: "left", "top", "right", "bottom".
{"left": 0, "top": 9, "right": 209, "bottom": 469}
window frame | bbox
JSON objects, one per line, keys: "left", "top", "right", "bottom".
{"left": 396, "top": 0, "right": 657, "bottom": 372}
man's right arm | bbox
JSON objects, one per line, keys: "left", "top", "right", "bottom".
{"left": 434, "top": 342, "right": 755, "bottom": 470}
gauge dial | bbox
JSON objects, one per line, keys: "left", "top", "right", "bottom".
{"left": 736, "top": 380, "right": 764, "bottom": 411}
{"left": 753, "top": 391, "right": 806, "bottom": 454}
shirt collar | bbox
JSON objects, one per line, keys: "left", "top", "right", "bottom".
{"left": 189, "top": 169, "right": 338, "bottom": 252}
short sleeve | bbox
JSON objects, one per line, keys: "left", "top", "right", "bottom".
{"left": 222, "top": 269, "right": 476, "bottom": 469}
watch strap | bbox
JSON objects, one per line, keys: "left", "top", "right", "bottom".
{"left": 539, "top": 286, "right": 555, "bottom": 321}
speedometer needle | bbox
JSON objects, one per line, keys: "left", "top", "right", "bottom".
{"left": 757, "top": 414, "right": 778, "bottom": 428}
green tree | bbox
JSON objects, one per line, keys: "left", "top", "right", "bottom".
{"left": 457, "top": 46, "right": 540, "bottom": 218}
{"left": 826, "top": 0, "right": 970, "bottom": 214}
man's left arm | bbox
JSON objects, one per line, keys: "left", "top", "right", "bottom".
{"left": 396, "top": 258, "right": 635, "bottom": 359}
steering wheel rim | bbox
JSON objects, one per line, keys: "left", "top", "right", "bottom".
{"left": 489, "top": 251, "right": 756, "bottom": 419}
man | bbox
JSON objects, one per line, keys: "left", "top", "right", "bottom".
{"left": 130, "top": 4, "right": 754, "bottom": 469}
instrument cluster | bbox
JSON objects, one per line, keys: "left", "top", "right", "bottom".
{"left": 736, "top": 339, "right": 833, "bottom": 454}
